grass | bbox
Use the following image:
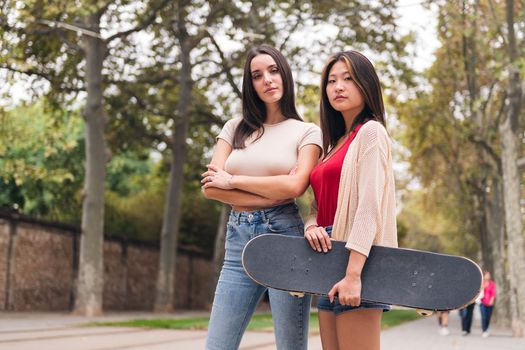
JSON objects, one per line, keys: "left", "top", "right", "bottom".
{"left": 92, "top": 309, "right": 421, "bottom": 332}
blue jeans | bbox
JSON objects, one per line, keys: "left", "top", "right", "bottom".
{"left": 206, "top": 203, "right": 311, "bottom": 350}
{"left": 460, "top": 303, "right": 475, "bottom": 333}
{"left": 316, "top": 226, "right": 390, "bottom": 314}
{"left": 480, "top": 304, "right": 493, "bottom": 332}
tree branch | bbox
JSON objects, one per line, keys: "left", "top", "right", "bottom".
{"left": 120, "top": 109, "right": 173, "bottom": 147}
{"left": 207, "top": 32, "right": 242, "bottom": 99}
{"left": 487, "top": 0, "right": 508, "bottom": 47}
{"left": 193, "top": 57, "right": 222, "bottom": 67}
{"left": 278, "top": 4, "right": 304, "bottom": 52}
{"left": 105, "top": 0, "right": 171, "bottom": 43}
{"left": 105, "top": 70, "right": 179, "bottom": 86}
{"left": 468, "top": 136, "right": 502, "bottom": 173}
{"left": 36, "top": 19, "right": 102, "bottom": 39}
{"left": 191, "top": 108, "right": 224, "bottom": 126}
{"left": 494, "top": 90, "right": 507, "bottom": 127}
{"left": 189, "top": 1, "right": 227, "bottom": 48}
{"left": 480, "top": 81, "right": 496, "bottom": 117}
{"left": 0, "top": 64, "right": 54, "bottom": 82}
{"left": 1, "top": 64, "right": 86, "bottom": 94}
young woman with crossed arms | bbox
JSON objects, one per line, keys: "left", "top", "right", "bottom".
{"left": 201, "top": 44, "right": 322, "bottom": 350}
{"left": 304, "top": 51, "right": 398, "bottom": 350}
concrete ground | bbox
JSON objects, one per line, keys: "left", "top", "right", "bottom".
{"left": 0, "top": 309, "right": 522, "bottom": 349}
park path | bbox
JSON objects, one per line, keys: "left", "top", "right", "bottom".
{"left": 0, "top": 309, "right": 522, "bottom": 349}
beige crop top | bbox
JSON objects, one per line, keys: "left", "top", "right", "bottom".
{"left": 217, "top": 117, "right": 322, "bottom": 176}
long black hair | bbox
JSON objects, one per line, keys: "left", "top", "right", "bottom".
{"left": 233, "top": 44, "right": 302, "bottom": 149}
{"left": 319, "top": 51, "right": 386, "bottom": 155}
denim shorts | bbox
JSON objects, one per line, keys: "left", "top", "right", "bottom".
{"left": 317, "top": 296, "right": 390, "bottom": 315}
{"left": 316, "top": 226, "right": 390, "bottom": 315}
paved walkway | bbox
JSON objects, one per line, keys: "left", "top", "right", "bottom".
{"left": 0, "top": 310, "right": 522, "bottom": 349}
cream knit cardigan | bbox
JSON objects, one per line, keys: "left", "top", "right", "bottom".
{"left": 304, "top": 121, "right": 398, "bottom": 257}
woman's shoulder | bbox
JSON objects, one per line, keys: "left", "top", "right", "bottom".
{"left": 355, "top": 120, "right": 388, "bottom": 143}
{"left": 360, "top": 120, "right": 388, "bottom": 134}
{"left": 224, "top": 117, "right": 243, "bottom": 127}
{"left": 283, "top": 118, "right": 320, "bottom": 133}
{"left": 220, "top": 117, "right": 243, "bottom": 132}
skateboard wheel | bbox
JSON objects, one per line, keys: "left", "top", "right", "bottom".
{"left": 416, "top": 309, "right": 434, "bottom": 316}
{"left": 289, "top": 292, "right": 305, "bottom": 298}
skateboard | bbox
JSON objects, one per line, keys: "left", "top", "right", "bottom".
{"left": 242, "top": 234, "right": 482, "bottom": 313}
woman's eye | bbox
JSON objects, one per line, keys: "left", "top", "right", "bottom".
{"left": 345, "top": 76, "right": 353, "bottom": 81}
{"left": 271, "top": 68, "right": 279, "bottom": 74}
{"left": 252, "top": 74, "right": 261, "bottom": 80}
{"left": 328, "top": 79, "right": 335, "bottom": 84}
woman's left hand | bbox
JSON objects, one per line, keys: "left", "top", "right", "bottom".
{"left": 201, "top": 164, "right": 234, "bottom": 190}
{"left": 328, "top": 274, "right": 362, "bottom": 306}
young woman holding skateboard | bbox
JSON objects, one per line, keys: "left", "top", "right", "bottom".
{"left": 201, "top": 44, "right": 322, "bottom": 350}
{"left": 304, "top": 51, "right": 398, "bottom": 350}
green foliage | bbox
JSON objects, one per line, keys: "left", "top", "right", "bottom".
{"left": 103, "top": 155, "right": 220, "bottom": 253}
{"left": 103, "top": 156, "right": 165, "bottom": 241}
{"left": 0, "top": 100, "right": 84, "bottom": 221}
{"left": 179, "top": 192, "right": 222, "bottom": 253}
{"left": 395, "top": 0, "right": 525, "bottom": 259}
{"left": 1, "top": 0, "right": 418, "bottom": 260}
{"left": 106, "top": 151, "right": 153, "bottom": 196}
{"left": 91, "top": 310, "right": 421, "bottom": 331}
{"left": 397, "top": 190, "right": 478, "bottom": 256}
{"left": 380, "top": 309, "right": 423, "bottom": 330}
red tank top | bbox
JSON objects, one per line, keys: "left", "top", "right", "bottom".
{"left": 309, "top": 124, "right": 363, "bottom": 227}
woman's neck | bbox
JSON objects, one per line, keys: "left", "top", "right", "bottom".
{"left": 265, "top": 103, "right": 285, "bottom": 125}
{"left": 341, "top": 108, "right": 361, "bottom": 133}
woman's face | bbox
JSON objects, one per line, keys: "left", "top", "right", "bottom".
{"left": 326, "top": 60, "right": 365, "bottom": 115}
{"left": 250, "top": 54, "right": 283, "bottom": 105}
{"left": 484, "top": 272, "right": 491, "bottom": 281}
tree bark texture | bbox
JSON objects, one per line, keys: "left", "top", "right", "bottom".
{"left": 500, "top": 0, "right": 525, "bottom": 337}
{"left": 208, "top": 204, "right": 229, "bottom": 305}
{"left": 74, "top": 15, "right": 108, "bottom": 317}
{"left": 154, "top": 8, "right": 192, "bottom": 311}
{"left": 500, "top": 115, "right": 524, "bottom": 337}
{"left": 483, "top": 178, "right": 511, "bottom": 327}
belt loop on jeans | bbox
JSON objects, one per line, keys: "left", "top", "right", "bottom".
{"left": 261, "top": 208, "right": 267, "bottom": 223}
{"left": 231, "top": 210, "right": 240, "bottom": 225}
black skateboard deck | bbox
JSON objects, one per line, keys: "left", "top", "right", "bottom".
{"left": 242, "top": 234, "right": 482, "bottom": 311}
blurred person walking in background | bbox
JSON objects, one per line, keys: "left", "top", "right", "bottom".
{"left": 480, "top": 271, "right": 496, "bottom": 338}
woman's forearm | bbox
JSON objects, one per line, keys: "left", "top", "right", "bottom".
{"left": 346, "top": 249, "right": 367, "bottom": 278}
{"left": 230, "top": 145, "right": 320, "bottom": 199}
{"left": 202, "top": 186, "right": 287, "bottom": 208}
{"left": 230, "top": 174, "right": 308, "bottom": 200}
{"left": 203, "top": 145, "right": 320, "bottom": 200}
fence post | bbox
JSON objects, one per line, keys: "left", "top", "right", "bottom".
{"left": 5, "top": 220, "right": 17, "bottom": 311}
{"left": 69, "top": 231, "right": 80, "bottom": 310}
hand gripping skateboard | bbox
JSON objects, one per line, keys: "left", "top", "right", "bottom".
{"left": 242, "top": 234, "right": 482, "bottom": 314}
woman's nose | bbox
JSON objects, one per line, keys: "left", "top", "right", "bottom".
{"left": 263, "top": 72, "right": 272, "bottom": 85}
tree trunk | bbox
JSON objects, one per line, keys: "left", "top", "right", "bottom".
{"left": 484, "top": 177, "right": 511, "bottom": 327}
{"left": 154, "top": 16, "right": 192, "bottom": 312}
{"left": 500, "top": 113, "right": 524, "bottom": 336}
{"left": 500, "top": 114, "right": 524, "bottom": 337}
{"left": 500, "top": 0, "right": 525, "bottom": 337}
{"left": 74, "top": 15, "right": 108, "bottom": 316}
{"left": 208, "top": 204, "right": 229, "bottom": 306}
{"left": 478, "top": 192, "right": 492, "bottom": 270}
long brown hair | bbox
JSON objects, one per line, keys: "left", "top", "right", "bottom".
{"left": 233, "top": 44, "right": 302, "bottom": 149}
{"left": 319, "top": 51, "right": 385, "bottom": 155}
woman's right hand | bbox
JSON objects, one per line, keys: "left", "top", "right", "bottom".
{"left": 304, "top": 225, "right": 332, "bottom": 253}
